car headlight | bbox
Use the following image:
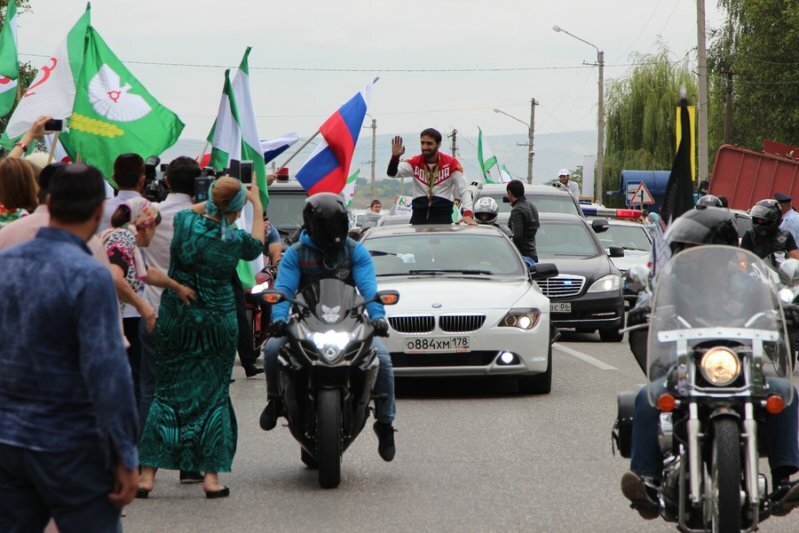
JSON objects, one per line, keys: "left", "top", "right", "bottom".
{"left": 587, "top": 274, "right": 622, "bottom": 294}
{"left": 499, "top": 308, "right": 541, "bottom": 330}
{"left": 699, "top": 347, "right": 741, "bottom": 386}
{"left": 309, "top": 330, "right": 351, "bottom": 362}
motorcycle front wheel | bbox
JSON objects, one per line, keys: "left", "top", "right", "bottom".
{"left": 316, "top": 388, "right": 342, "bottom": 489}
{"left": 710, "top": 418, "right": 742, "bottom": 533}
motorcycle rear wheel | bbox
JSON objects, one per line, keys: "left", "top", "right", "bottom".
{"left": 316, "top": 388, "right": 342, "bottom": 489}
{"left": 710, "top": 418, "right": 742, "bottom": 533}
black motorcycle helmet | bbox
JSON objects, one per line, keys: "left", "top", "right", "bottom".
{"left": 749, "top": 199, "right": 782, "bottom": 237}
{"left": 695, "top": 194, "right": 723, "bottom": 209}
{"left": 303, "top": 192, "right": 350, "bottom": 255}
{"left": 664, "top": 206, "right": 739, "bottom": 255}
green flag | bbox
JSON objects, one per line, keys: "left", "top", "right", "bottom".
{"left": 60, "top": 25, "right": 183, "bottom": 182}
{"left": 477, "top": 127, "right": 499, "bottom": 183}
{"left": 208, "top": 48, "right": 268, "bottom": 208}
{"left": 342, "top": 168, "right": 359, "bottom": 207}
{"left": 0, "top": 0, "right": 19, "bottom": 116}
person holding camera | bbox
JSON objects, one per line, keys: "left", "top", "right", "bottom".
{"left": 99, "top": 153, "right": 145, "bottom": 232}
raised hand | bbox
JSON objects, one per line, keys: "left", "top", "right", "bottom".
{"left": 391, "top": 136, "right": 405, "bottom": 158}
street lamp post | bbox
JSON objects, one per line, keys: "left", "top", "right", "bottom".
{"left": 553, "top": 25, "right": 604, "bottom": 202}
{"left": 493, "top": 100, "right": 536, "bottom": 184}
{"left": 364, "top": 113, "right": 377, "bottom": 198}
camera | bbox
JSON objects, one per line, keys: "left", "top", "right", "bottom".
{"left": 44, "top": 118, "right": 63, "bottom": 132}
{"left": 240, "top": 161, "right": 253, "bottom": 185}
{"left": 194, "top": 176, "right": 213, "bottom": 202}
{"left": 142, "top": 155, "right": 169, "bottom": 203}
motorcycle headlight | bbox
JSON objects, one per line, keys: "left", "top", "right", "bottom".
{"left": 499, "top": 308, "right": 541, "bottom": 330}
{"left": 251, "top": 281, "right": 271, "bottom": 294}
{"left": 699, "top": 347, "right": 741, "bottom": 386}
{"left": 309, "top": 330, "right": 351, "bottom": 362}
{"left": 587, "top": 274, "right": 622, "bottom": 294}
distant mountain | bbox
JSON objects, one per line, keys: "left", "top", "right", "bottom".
{"left": 160, "top": 130, "right": 597, "bottom": 186}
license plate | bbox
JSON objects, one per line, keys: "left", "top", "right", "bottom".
{"left": 404, "top": 336, "right": 471, "bottom": 353}
{"left": 550, "top": 302, "right": 572, "bottom": 313}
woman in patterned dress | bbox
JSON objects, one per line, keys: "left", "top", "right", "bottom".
{"left": 137, "top": 177, "right": 264, "bottom": 498}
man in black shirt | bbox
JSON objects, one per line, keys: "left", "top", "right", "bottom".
{"left": 740, "top": 199, "right": 799, "bottom": 269}
{"left": 505, "top": 180, "right": 539, "bottom": 263}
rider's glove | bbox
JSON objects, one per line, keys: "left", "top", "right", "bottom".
{"left": 783, "top": 303, "right": 799, "bottom": 331}
{"left": 626, "top": 305, "right": 651, "bottom": 328}
{"left": 371, "top": 317, "right": 390, "bottom": 337}
{"left": 266, "top": 320, "right": 288, "bottom": 338}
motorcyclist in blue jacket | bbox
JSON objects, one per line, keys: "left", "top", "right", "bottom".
{"left": 258, "top": 193, "right": 396, "bottom": 461}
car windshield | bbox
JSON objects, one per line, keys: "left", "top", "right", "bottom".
{"left": 363, "top": 232, "right": 526, "bottom": 277}
{"left": 598, "top": 224, "right": 651, "bottom": 252}
{"left": 267, "top": 193, "right": 307, "bottom": 230}
{"left": 482, "top": 192, "right": 580, "bottom": 216}
{"left": 536, "top": 220, "right": 602, "bottom": 258}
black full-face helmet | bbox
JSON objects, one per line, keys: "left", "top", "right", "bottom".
{"left": 749, "top": 199, "right": 782, "bottom": 237}
{"left": 303, "top": 193, "right": 350, "bottom": 255}
{"left": 664, "top": 206, "right": 739, "bottom": 255}
{"left": 695, "top": 194, "right": 723, "bottom": 209}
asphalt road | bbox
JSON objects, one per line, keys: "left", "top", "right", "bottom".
{"left": 122, "top": 332, "right": 799, "bottom": 532}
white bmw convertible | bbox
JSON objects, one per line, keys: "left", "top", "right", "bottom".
{"left": 361, "top": 224, "right": 557, "bottom": 394}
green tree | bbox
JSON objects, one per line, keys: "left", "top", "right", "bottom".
{"left": 0, "top": 1, "right": 35, "bottom": 134}
{"left": 603, "top": 45, "right": 697, "bottom": 207}
{"left": 707, "top": 0, "right": 799, "bottom": 152}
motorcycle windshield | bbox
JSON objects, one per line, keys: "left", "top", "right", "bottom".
{"left": 647, "top": 246, "right": 792, "bottom": 404}
{"left": 297, "top": 278, "right": 363, "bottom": 330}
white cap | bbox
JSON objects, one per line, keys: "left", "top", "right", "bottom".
{"left": 558, "top": 168, "right": 570, "bottom": 176}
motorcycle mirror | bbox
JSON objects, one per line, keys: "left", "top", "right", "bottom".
{"left": 375, "top": 290, "right": 400, "bottom": 306}
{"left": 778, "top": 258, "right": 799, "bottom": 286}
{"left": 626, "top": 265, "right": 650, "bottom": 294}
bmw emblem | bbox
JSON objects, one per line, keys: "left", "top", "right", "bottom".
{"left": 432, "top": 303, "right": 443, "bottom": 308}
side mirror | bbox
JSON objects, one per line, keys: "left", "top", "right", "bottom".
{"left": 625, "top": 265, "right": 650, "bottom": 294}
{"left": 374, "top": 290, "right": 400, "bottom": 306}
{"left": 530, "top": 262, "right": 559, "bottom": 280}
{"left": 778, "top": 258, "right": 799, "bottom": 286}
{"left": 608, "top": 245, "right": 625, "bottom": 258}
{"left": 591, "top": 218, "right": 610, "bottom": 234}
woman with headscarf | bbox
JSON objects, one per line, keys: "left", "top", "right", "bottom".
{"left": 102, "top": 197, "right": 196, "bottom": 414}
{"left": 137, "top": 177, "right": 264, "bottom": 498}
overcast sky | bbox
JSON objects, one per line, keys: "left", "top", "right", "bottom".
{"left": 17, "top": 0, "right": 723, "bottom": 156}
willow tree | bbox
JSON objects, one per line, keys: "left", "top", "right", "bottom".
{"left": 603, "top": 46, "right": 697, "bottom": 206}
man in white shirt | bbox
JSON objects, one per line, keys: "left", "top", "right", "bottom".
{"left": 557, "top": 168, "right": 580, "bottom": 199}
{"left": 776, "top": 192, "right": 799, "bottom": 244}
{"left": 99, "top": 153, "right": 144, "bottom": 232}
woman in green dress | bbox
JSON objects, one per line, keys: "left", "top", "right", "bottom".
{"left": 137, "top": 176, "right": 264, "bottom": 498}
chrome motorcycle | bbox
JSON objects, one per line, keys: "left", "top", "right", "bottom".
{"left": 614, "top": 246, "right": 797, "bottom": 531}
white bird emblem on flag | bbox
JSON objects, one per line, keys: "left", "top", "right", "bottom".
{"left": 88, "top": 64, "right": 152, "bottom": 122}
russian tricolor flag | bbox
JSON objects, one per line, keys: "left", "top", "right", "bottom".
{"left": 296, "top": 80, "right": 374, "bottom": 195}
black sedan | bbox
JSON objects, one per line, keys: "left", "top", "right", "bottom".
{"left": 534, "top": 213, "right": 626, "bottom": 342}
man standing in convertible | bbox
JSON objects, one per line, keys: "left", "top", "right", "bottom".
{"left": 386, "top": 128, "right": 476, "bottom": 225}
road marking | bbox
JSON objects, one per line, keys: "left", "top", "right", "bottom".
{"left": 553, "top": 343, "right": 617, "bottom": 370}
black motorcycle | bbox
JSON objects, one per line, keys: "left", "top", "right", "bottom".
{"left": 262, "top": 279, "right": 399, "bottom": 489}
{"left": 614, "top": 246, "right": 798, "bottom": 531}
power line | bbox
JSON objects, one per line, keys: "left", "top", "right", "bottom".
{"left": 17, "top": 52, "right": 697, "bottom": 73}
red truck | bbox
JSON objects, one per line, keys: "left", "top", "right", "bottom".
{"left": 708, "top": 142, "right": 799, "bottom": 211}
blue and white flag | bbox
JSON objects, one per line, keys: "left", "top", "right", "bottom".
{"left": 261, "top": 132, "right": 299, "bottom": 164}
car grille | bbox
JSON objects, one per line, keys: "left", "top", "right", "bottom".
{"left": 389, "top": 316, "right": 435, "bottom": 333}
{"left": 439, "top": 315, "right": 485, "bottom": 332}
{"left": 392, "top": 351, "right": 498, "bottom": 367}
{"left": 539, "top": 275, "right": 586, "bottom": 298}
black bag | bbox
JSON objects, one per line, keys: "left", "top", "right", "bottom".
{"left": 612, "top": 390, "right": 637, "bottom": 458}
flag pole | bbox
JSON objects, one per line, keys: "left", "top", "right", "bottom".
{"left": 47, "top": 132, "right": 60, "bottom": 165}
{"left": 273, "top": 130, "right": 320, "bottom": 170}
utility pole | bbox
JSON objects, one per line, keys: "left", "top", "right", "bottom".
{"left": 527, "top": 98, "right": 537, "bottom": 184}
{"left": 597, "top": 50, "right": 605, "bottom": 203}
{"left": 449, "top": 129, "right": 458, "bottom": 157}
{"left": 369, "top": 117, "right": 376, "bottom": 198}
{"left": 696, "top": 0, "right": 709, "bottom": 181}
